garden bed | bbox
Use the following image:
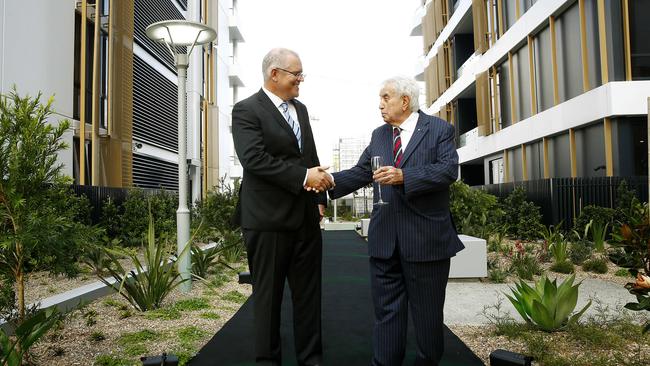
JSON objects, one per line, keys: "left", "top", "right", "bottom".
{"left": 29, "top": 265, "right": 250, "bottom": 366}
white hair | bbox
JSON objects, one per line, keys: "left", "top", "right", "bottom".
{"left": 381, "top": 76, "right": 420, "bottom": 113}
{"left": 262, "top": 48, "right": 300, "bottom": 81}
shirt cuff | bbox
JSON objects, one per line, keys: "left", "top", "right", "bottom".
{"left": 303, "top": 169, "right": 308, "bottom": 187}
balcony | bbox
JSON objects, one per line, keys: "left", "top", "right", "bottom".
{"left": 458, "top": 127, "right": 478, "bottom": 148}
{"left": 414, "top": 55, "right": 425, "bottom": 81}
{"left": 409, "top": 5, "right": 425, "bottom": 36}
{"left": 229, "top": 16, "right": 244, "bottom": 42}
{"left": 229, "top": 63, "right": 244, "bottom": 87}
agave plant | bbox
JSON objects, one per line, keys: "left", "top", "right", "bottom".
{"left": 505, "top": 274, "right": 591, "bottom": 332}
{"left": 90, "top": 210, "right": 189, "bottom": 311}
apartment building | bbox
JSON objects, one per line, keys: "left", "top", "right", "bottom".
{"left": 414, "top": 0, "right": 649, "bottom": 185}
{"left": 0, "top": 0, "right": 244, "bottom": 200}
{"left": 333, "top": 136, "right": 373, "bottom": 216}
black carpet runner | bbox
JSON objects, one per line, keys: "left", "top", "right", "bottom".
{"left": 189, "top": 230, "right": 484, "bottom": 366}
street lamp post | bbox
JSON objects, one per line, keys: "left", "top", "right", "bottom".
{"left": 146, "top": 20, "right": 216, "bottom": 292}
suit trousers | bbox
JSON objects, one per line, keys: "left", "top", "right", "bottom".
{"left": 243, "top": 222, "right": 323, "bottom": 366}
{"left": 369, "top": 245, "right": 451, "bottom": 366}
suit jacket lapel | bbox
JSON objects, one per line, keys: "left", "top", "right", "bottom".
{"left": 398, "top": 113, "right": 428, "bottom": 167}
{"left": 380, "top": 125, "right": 393, "bottom": 167}
{"left": 256, "top": 89, "right": 299, "bottom": 146}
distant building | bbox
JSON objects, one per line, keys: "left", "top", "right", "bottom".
{"left": 334, "top": 136, "right": 372, "bottom": 216}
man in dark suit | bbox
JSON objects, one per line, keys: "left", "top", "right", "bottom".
{"left": 328, "top": 76, "right": 464, "bottom": 366}
{"left": 232, "top": 48, "right": 333, "bottom": 366}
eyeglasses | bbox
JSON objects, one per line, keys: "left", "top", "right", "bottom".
{"left": 276, "top": 67, "right": 306, "bottom": 79}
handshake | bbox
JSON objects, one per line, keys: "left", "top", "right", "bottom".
{"left": 304, "top": 166, "right": 334, "bottom": 193}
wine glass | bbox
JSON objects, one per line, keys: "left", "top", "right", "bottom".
{"left": 371, "top": 156, "right": 388, "bottom": 206}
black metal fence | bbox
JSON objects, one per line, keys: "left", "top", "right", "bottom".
{"left": 71, "top": 185, "right": 173, "bottom": 224}
{"left": 474, "top": 176, "right": 649, "bottom": 229}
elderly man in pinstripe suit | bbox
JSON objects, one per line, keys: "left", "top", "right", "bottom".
{"left": 328, "top": 76, "right": 464, "bottom": 366}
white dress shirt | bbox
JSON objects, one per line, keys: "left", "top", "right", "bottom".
{"left": 262, "top": 87, "right": 300, "bottom": 125}
{"left": 395, "top": 111, "right": 418, "bottom": 151}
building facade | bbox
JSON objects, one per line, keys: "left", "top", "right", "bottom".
{"left": 414, "top": 0, "right": 649, "bottom": 186}
{"left": 334, "top": 136, "right": 373, "bottom": 216}
{"left": 0, "top": 0, "right": 244, "bottom": 201}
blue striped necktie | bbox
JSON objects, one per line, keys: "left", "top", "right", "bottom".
{"left": 280, "top": 101, "right": 302, "bottom": 151}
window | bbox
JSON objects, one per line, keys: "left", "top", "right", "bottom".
{"left": 489, "top": 158, "right": 504, "bottom": 184}
{"left": 534, "top": 25, "right": 554, "bottom": 111}
{"left": 629, "top": 1, "right": 650, "bottom": 79}
{"left": 514, "top": 45, "right": 531, "bottom": 121}
{"left": 555, "top": 2, "right": 582, "bottom": 102}
{"left": 497, "top": 60, "right": 512, "bottom": 128}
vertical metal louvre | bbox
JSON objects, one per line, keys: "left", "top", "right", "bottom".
{"left": 133, "top": 55, "right": 178, "bottom": 151}
{"left": 133, "top": 154, "right": 179, "bottom": 190}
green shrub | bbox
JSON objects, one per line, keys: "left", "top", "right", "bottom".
{"left": 614, "top": 268, "right": 631, "bottom": 277}
{"left": 614, "top": 180, "right": 642, "bottom": 224}
{"left": 0, "top": 89, "right": 97, "bottom": 333}
{"left": 509, "top": 242, "right": 542, "bottom": 280}
{"left": 489, "top": 266, "right": 509, "bottom": 283}
{"left": 501, "top": 187, "right": 544, "bottom": 240}
{"left": 573, "top": 205, "right": 615, "bottom": 238}
{"left": 450, "top": 181, "right": 503, "bottom": 238}
{"left": 100, "top": 197, "right": 122, "bottom": 240}
{"left": 505, "top": 274, "right": 591, "bottom": 332}
{"left": 118, "top": 190, "right": 177, "bottom": 247}
{"left": 194, "top": 178, "right": 239, "bottom": 239}
{"left": 550, "top": 260, "right": 575, "bottom": 274}
{"left": 118, "top": 189, "right": 149, "bottom": 247}
{"left": 569, "top": 240, "right": 593, "bottom": 265}
{"left": 583, "top": 257, "right": 609, "bottom": 274}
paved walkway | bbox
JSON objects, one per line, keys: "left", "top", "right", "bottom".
{"left": 444, "top": 277, "right": 634, "bottom": 325}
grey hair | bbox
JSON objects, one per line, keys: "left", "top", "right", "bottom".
{"left": 381, "top": 76, "right": 420, "bottom": 113}
{"left": 262, "top": 48, "right": 300, "bottom": 81}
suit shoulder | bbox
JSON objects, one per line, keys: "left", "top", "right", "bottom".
{"left": 233, "top": 93, "right": 258, "bottom": 110}
{"left": 371, "top": 124, "right": 390, "bottom": 136}
{"left": 419, "top": 112, "right": 452, "bottom": 131}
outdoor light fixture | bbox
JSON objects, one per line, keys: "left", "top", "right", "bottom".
{"left": 146, "top": 20, "right": 216, "bottom": 292}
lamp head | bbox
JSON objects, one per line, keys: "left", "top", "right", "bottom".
{"left": 146, "top": 20, "right": 216, "bottom": 48}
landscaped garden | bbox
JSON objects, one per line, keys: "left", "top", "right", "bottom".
{"left": 449, "top": 180, "right": 650, "bottom": 365}
{"left": 2, "top": 90, "right": 650, "bottom": 365}
{"left": 0, "top": 90, "right": 249, "bottom": 365}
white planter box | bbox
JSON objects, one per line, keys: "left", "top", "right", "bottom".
{"left": 451, "top": 235, "right": 487, "bottom": 278}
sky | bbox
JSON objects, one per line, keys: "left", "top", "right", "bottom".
{"left": 236, "top": 0, "right": 423, "bottom": 167}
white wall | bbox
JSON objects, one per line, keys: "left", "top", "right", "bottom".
{"left": 0, "top": 0, "right": 76, "bottom": 177}
{"left": 216, "top": 0, "right": 234, "bottom": 183}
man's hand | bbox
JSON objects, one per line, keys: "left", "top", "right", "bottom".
{"left": 305, "top": 166, "right": 334, "bottom": 193}
{"left": 373, "top": 166, "right": 403, "bottom": 185}
{"left": 318, "top": 204, "right": 326, "bottom": 221}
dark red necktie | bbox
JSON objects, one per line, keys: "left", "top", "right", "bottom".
{"left": 393, "top": 127, "right": 403, "bottom": 167}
